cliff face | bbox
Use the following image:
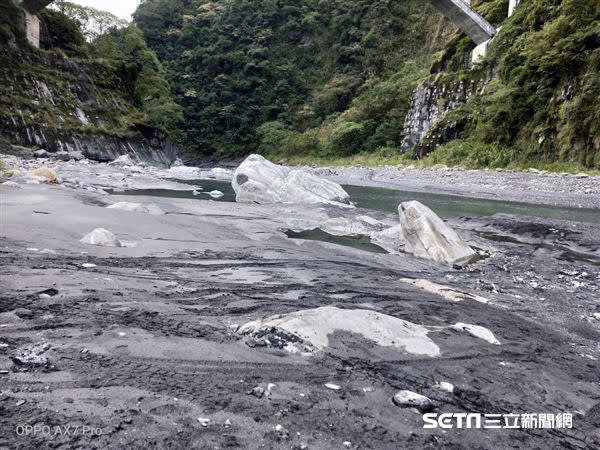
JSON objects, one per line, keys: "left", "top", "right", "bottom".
{"left": 0, "top": 1, "right": 178, "bottom": 166}
{"left": 399, "top": 0, "right": 600, "bottom": 169}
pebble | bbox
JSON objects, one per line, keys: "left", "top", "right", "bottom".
{"left": 82, "top": 263, "right": 97, "bottom": 268}
{"left": 248, "top": 386, "right": 264, "bottom": 398}
{"left": 324, "top": 383, "right": 341, "bottom": 391}
{"left": 343, "top": 441, "right": 352, "bottom": 448}
{"left": 0, "top": 369, "right": 9, "bottom": 375}
{"left": 16, "top": 400, "right": 26, "bottom": 406}
{"left": 392, "top": 390, "right": 434, "bottom": 412}
{"left": 224, "top": 419, "right": 232, "bottom": 428}
{"left": 434, "top": 381, "right": 454, "bottom": 393}
{"left": 197, "top": 417, "right": 210, "bottom": 427}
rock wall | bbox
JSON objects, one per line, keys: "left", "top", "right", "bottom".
{"left": 0, "top": 43, "right": 177, "bottom": 166}
{"left": 400, "top": 71, "right": 492, "bottom": 157}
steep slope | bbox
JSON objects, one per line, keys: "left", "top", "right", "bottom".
{"left": 136, "top": 0, "right": 599, "bottom": 169}
{"left": 0, "top": 0, "right": 181, "bottom": 165}
{"left": 410, "top": 0, "right": 600, "bottom": 169}
{"left": 134, "top": 0, "right": 441, "bottom": 156}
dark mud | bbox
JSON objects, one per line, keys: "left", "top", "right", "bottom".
{"left": 1, "top": 177, "right": 599, "bottom": 449}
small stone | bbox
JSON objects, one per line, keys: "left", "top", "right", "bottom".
{"left": 81, "top": 348, "right": 89, "bottom": 354}
{"left": 574, "top": 172, "right": 589, "bottom": 178}
{"left": 248, "top": 386, "right": 264, "bottom": 398}
{"left": 343, "top": 441, "right": 352, "bottom": 449}
{"left": 324, "top": 383, "right": 341, "bottom": 391}
{"left": 208, "top": 190, "right": 224, "bottom": 198}
{"left": 434, "top": 381, "right": 454, "bottom": 393}
{"left": 224, "top": 419, "right": 232, "bottom": 428}
{"left": 275, "top": 423, "right": 289, "bottom": 437}
{"left": 362, "top": 387, "right": 375, "bottom": 393}
{"left": 0, "top": 369, "right": 9, "bottom": 375}
{"left": 197, "top": 417, "right": 210, "bottom": 427}
{"left": 392, "top": 390, "right": 434, "bottom": 412}
{"left": 33, "top": 149, "right": 49, "bottom": 158}
{"left": 82, "top": 263, "right": 97, "bottom": 268}
{"left": 16, "top": 399, "right": 26, "bottom": 406}
{"left": 53, "top": 151, "right": 71, "bottom": 161}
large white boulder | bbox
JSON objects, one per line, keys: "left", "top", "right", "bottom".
{"left": 80, "top": 228, "right": 122, "bottom": 247}
{"left": 238, "top": 306, "right": 440, "bottom": 356}
{"left": 399, "top": 201, "right": 476, "bottom": 266}
{"left": 232, "top": 155, "right": 351, "bottom": 206}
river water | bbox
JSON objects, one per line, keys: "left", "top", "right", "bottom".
{"left": 106, "top": 179, "right": 600, "bottom": 224}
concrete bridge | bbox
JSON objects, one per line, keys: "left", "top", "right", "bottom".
{"left": 431, "top": 0, "right": 496, "bottom": 45}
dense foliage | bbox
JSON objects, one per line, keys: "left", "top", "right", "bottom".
{"left": 134, "top": 0, "right": 439, "bottom": 156}
{"left": 1, "top": 2, "right": 180, "bottom": 146}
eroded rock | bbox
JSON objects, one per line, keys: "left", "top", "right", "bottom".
{"left": 399, "top": 201, "right": 476, "bottom": 266}
{"left": 31, "top": 167, "right": 58, "bottom": 183}
{"left": 449, "top": 323, "right": 500, "bottom": 345}
{"left": 232, "top": 155, "right": 351, "bottom": 206}
{"left": 107, "top": 202, "right": 165, "bottom": 215}
{"left": 392, "top": 390, "right": 434, "bottom": 412}
{"left": 80, "top": 228, "right": 122, "bottom": 247}
{"left": 238, "top": 306, "right": 440, "bottom": 356}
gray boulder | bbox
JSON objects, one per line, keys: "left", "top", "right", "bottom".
{"left": 33, "top": 149, "right": 49, "bottom": 158}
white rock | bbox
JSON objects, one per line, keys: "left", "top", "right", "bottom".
{"left": 107, "top": 202, "right": 165, "bottom": 215}
{"left": 284, "top": 218, "right": 320, "bottom": 232}
{"left": 319, "top": 215, "right": 387, "bottom": 236}
{"left": 400, "top": 278, "right": 488, "bottom": 304}
{"left": 232, "top": 154, "right": 351, "bottom": 206}
{"left": 1, "top": 181, "right": 20, "bottom": 188}
{"left": 399, "top": 201, "right": 476, "bottom": 266}
{"left": 450, "top": 323, "right": 501, "bottom": 345}
{"left": 392, "top": 390, "right": 433, "bottom": 412}
{"left": 82, "top": 263, "right": 97, "bottom": 268}
{"left": 80, "top": 228, "right": 122, "bottom": 247}
{"left": 370, "top": 224, "right": 407, "bottom": 253}
{"left": 107, "top": 202, "right": 147, "bottom": 213}
{"left": 434, "top": 381, "right": 454, "bottom": 393}
{"left": 108, "top": 154, "right": 134, "bottom": 166}
{"left": 238, "top": 306, "right": 440, "bottom": 356}
{"left": 197, "top": 417, "right": 210, "bottom": 427}
{"left": 31, "top": 167, "right": 58, "bottom": 183}
{"left": 162, "top": 165, "right": 202, "bottom": 180}
{"left": 324, "top": 383, "right": 341, "bottom": 390}
{"left": 208, "top": 190, "right": 224, "bottom": 198}
{"left": 206, "top": 167, "right": 234, "bottom": 180}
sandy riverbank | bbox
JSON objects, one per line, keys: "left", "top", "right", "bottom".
{"left": 1, "top": 156, "right": 599, "bottom": 449}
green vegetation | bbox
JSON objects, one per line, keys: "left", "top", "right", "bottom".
{"left": 133, "top": 0, "right": 598, "bottom": 169}
{"left": 0, "top": 2, "right": 180, "bottom": 146}
{"left": 2, "top": 0, "right": 597, "bottom": 170}
{"left": 0, "top": 0, "right": 26, "bottom": 46}
{"left": 134, "top": 0, "right": 439, "bottom": 156}
{"left": 422, "top": 0, "right": 600, "bottom": 169}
